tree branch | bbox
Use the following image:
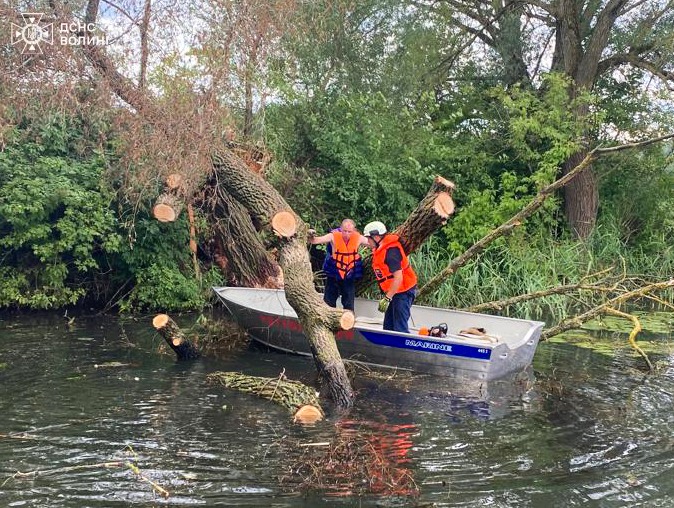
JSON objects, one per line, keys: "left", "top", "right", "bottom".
{"left": 541, "top": 279, "right": 674, "bottom": 343}
{"left": 417, "top": 133, "right": 674, "bottom": 301}
{"left": 604, "top": 307, "right": 652, "bottom": 371}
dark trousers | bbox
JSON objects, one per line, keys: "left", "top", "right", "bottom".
{"left": 383, "top": 287, "right": 417, "bottom": 333}
{"left": 324, "top": 277, "right": 356, "bottom": 311}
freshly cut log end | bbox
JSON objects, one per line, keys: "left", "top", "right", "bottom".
{"left": 271, "top": 211, "right": 297, "bottom": 238}
{"left": 340, "top": 311, "right": 355, "bottom": 330}
{"left": 153, "top": 203, "right": 178, "bottom": 223}
{"left": 293, "top": 405, "right": 324, "bottom": 424}
{"left": 151, "top": 313, "right": 200, "bottom": 360}
{"left": 152, "top": 314, "right": 170, "bottom": 329}
{"left": 153, "top": 194, "right": 183, "bottom": 222}
{"left": 166, "top": 173, "right": 183, "bottom": 190}
{"left": 435, "top": 176, "right": 456, "bottom": 191}
{"left": 433, "top": 192, "right": 455, "bottom": 219}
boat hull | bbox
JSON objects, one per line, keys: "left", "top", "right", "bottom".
{"left": 214, "top": 287, "right": 544, "bottom": 381}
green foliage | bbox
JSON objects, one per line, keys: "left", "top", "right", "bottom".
{"left": 0, "top": 113, "right": 218, "bottom": 312}
{"left": 115, "top": 214, "right": 219, "bottom": 312}
{"left": 437, "top": 74, "right": 589, "bottom": 252}
{"left": 120, "top": 263, "right": 208, "bottom": 312}
{"left": 0, "top": 119, "right": 122, "bottom": 309}
{"left": 596, "top": 145, "right": 674, "bottom": 252}
{"left": 266, "top": 91, "right": 441, "bottom": 229}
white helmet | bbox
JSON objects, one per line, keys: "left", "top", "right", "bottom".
{"left": 363, "top": 221, "right": 387, "bottom": 237}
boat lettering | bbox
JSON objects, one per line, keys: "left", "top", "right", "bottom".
{"left": 405, "top": 339, "right": 452, "bottom": 352}
{"left": 336, "top": 330, "right": 355, "bottom": 341}
{"left": 258, "top": 314, "right": 303, "bottom": 332}
{"left": 360, "top": 330, "right": 493, "bottom": 360}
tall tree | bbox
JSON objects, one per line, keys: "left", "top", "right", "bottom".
{"left": 425, "top": 0, "right": 674, "bottom": 238}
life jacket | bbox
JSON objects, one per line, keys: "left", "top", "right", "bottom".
{"left": 322, "top": 229, "right": 363, "bottom": 280}
{"left": 371, "top": 234, "right": 417, "bottom": 293}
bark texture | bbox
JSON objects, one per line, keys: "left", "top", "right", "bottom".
{"left": 202, "top": 180, "right": 283, "bottom": 288}
{"left": 357, "top": 176, "right": 455, "bottom": 294}
{"left": 152, "top": 314, "right": 201, "bottom": 360}
{"left": 562, "top": 148, "right": 598, "bottom": 239}
{"left": 212, "top": 150, "right": 355, "bottom": 407}
{"left": 207, "top": 371, "right": 324, "bottom": 423}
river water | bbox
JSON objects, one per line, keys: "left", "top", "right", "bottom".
{"left": 1, "top": 311, "right": 674, "bottom": 507}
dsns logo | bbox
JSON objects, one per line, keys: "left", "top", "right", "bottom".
{"left": 11, "top": 13, "right": 53, "bottom": 54}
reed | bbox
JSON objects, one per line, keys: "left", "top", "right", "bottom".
{"left": 412, "top": 226, "right": 674, "bottom": 322}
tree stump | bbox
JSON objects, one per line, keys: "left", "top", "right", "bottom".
{"left": 152, "top": 314, "right": 201, "bottom": 360}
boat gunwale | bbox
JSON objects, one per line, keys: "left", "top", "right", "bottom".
{"left": 214, "top": 286, "right": 544, "bottom": 352}
{"left": 213, "top": 286, "right": 545, "bottom": 327}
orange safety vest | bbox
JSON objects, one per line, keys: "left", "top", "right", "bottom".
{"left": 331, "top": 231, "right": 362, "bottom": 280}
{"left": 371, "top": 234, "right": 417, "bottom": 294}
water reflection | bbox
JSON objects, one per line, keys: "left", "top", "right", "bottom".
{"left": 280, "top": 419, "right": 419, "bottom": 498}
{"left": 3, "top": 313, "right": 674, "bottom": 506}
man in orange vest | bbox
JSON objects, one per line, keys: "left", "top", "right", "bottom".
{"left": 309, "top": 218, "right": 369, "bottom": 310}
{"left": 363, "top": 221, "right": 418, "bottom": 333}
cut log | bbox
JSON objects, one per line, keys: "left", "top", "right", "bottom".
{"left": 433, "top": 192, "right": 454, "bottom": 218}
{"left": 152, "top": 314, "right": 200, "bottom": 360}
{"left": 271, "top": 211, "right": 297, "bottom": 238}
{"left": 357, "top": 175, "right": 456, "bottom": 294}
{"left": 396, "top": 176, "right": 456, "bottom": 253}
{"left": 153, "top": 194, "right": 183, "bottom": 222}
{"left": 294, "top": 405, "right": 323, "bottom": 424}
{"left": 340, "top": 311, "right": 355, "bottom": 331}
{"left": 207, "top": 371, "right": 324, "bottom": 424}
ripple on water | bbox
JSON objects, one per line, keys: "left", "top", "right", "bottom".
{"left": 4, "top": 314, "right": 674, "bottom": 506}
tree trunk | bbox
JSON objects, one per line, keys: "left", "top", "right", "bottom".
{"left": 357, "top": 176, "right": 455, "bottom": 294}
{"left": 202, "top": 181, "right": 283, "bottom": 288}
{"left": 207, "top": 371, "right": 324, "bottom": 424}
{"left": 212, "top": 150, "right": 355, "bottom": 408}
{"left": 553, "top": 0, "right": 629, "bottom": 239}
{"left": 562, "top": 149, "right": 598, "bottom": 239}
{"left": 152, "top": 314, "right": 201, "bottom": 360}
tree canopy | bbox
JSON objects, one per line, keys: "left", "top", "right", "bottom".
{"left": 0, "top": 0, "right": 672, "bottom": 312}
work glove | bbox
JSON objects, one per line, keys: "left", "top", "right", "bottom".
{"left": 307, "top": 228, "right": 316, "bottom": 238}
{"left": 377, "top": 296, "right": 391, "bottom": 313}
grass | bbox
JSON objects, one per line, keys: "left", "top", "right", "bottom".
{"left": 411, "top": 225, "right": 674, "bottom": 324}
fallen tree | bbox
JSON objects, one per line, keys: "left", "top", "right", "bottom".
{"left": 69, "top": 0, "right": 358, "bottom": 407}
{"left": 29, "top": 1, "right": 674, "bottom": 412}
{"left": 211, "top": 150, "right": 358, "bottom": 407}
{"left": 417, "top": 134, "right": 674, "bottom": 302}
{"left": 207, "top": 371, "right": 324, "bottom": 424}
